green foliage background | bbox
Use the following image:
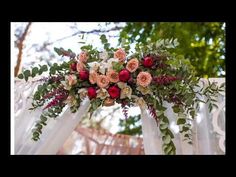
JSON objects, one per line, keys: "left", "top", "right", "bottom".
{"left": 118, "top": 22, "right": 225, "bottom": 78}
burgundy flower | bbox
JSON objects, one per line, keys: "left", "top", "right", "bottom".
{"left": 143, "top": 56, "right": 154, "bottom": 68}
{"left": 79, "top": 70, "right": 89, "bottom": 80}
{"left": 87, "top": 87, "right": 97, "bottom": 99}
{"left": 108, "top": 85, "right": 121, "bottom": 99}
{"left": 70, "top": 62, "right": 77, "bottom": 71}
{"left": 118, "top": 69, "right": 131, "bottom": 82}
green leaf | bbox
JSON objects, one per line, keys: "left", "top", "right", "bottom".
{"left": 172, "top": 106, "right": 180, "bottom": 113}
{"left": 104, "top": 43, "right": 110, "bottom": 49}
{"left": 162, "top": 116, "right": 169, "bottom": 124}
{"left": 112, "top": 62, "right": 124, "bottom": 72}
{"left": 41, "top": 65, "right": 48, "bottom": 72}
{"left": 50, "top": 67, "right": 56, "bottom": 75}
{"left": 184, "top": 134, "right": 190, "bottom": 138}
{"left": 32, "top": 67, "right": 39, "bottom": 75}
{"left": 18, "top": 73, "right": 24, "bottom": 79}
{"left": 160, "top": 123, "right": 168, "bottom": 130}
{"left": 35, "top": 123, "right": 43, "bottom": 129}
{"left": 40, "top": 115, "right": 47, "bottom": 122}
{"left": 167, "top": 129, "right": 174, "bottom": 138}
{"left": 33, "top": 131, "right": 39, "bottom": 138}
{"left": 156, "top": 111, "right": 164, "bottom": 117}
{"left": 23, "top": 70, "right": 31, "bottom": 81}
{"left": 212, "top": 103, "right": 219, "bottom": 109}
{"left": 181, "top": 126, "right": 189, "bottom": 132}
{"left": 164, "top": 145, "right": 173, "bottom": 154}
{"left": 54, "top": 47, "right": 63, "bottom": 56}
{"left": 163, "top": 135, "right": 171, "bottom": 144}
{"left": 33, "top": 91, "right": 40, "bottom": 100}
{"left": 220, "top": 83, "right": 225, "bottom": 88}
{"left": 190, "top": 110, "right": 195, "bottom": 119}
{"left": 100, "top": 34, "right": 108, "bottom": 44}
{"left": 177, "top": 118, "right": 186, "bottom": 125}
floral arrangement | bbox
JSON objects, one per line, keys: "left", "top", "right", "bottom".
{"left": 17, "top": 35, "right": 224, "bottom": 155}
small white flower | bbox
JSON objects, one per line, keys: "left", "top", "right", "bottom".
{"left": 120, "top": 85, "right": 132, "bottom": 99}
{"left": 78, "top": 88, "right": 88, "bottom": 100}
{"left": 99, "top": 51, "right": 109, "bottom": 61}
{"left": 97, "top": 88, "right": 109, "bottom": 99}
{"left": 117, "top": 82, "right": 132, "bottom": 99}
{"left": 99, "top": 62, "right": 108, "bottom": 74}
{"left": 87, "top": 62, "right": 100, "bottom": 72}
{"left": 137, "top": 85, "right": 152, "bottom": 95}
{"left": 61, "top": 80, "right": 71, "bottom": 90}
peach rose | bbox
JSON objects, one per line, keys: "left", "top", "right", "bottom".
{"left": 96, "top": 75, "right": 110, "bottom": 88}
{"left": 67, "top": 74, "right": 77, "bottom": 86}
{"left": 89, "top": 71, "right": 98, "bottom": 84}
{"left": 77, "top": 51, "right": 88, "bottom": 63}
{"left": 126, "top": 58, "right": 139, "bottom": 73}
{"left": 106, "top": 69, "right": 119, "bottom": 83}
{"left": 137, "top": 72, "right": 152, "bottom": 87}
{"left": 76, "top": 62, "right": 85, "bottom": 72}
{"left": 114, "top": 48, "right": 126, "bottom": 62}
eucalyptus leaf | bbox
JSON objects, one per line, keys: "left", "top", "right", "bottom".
{"left": 177, "top": 118, "right": 186, "bottom": 125}
{"left": 160, "top": 123, "right": 168, "bottom": 130}
{"left": 18, "top": 73, "right": 24, "bottom": 79}
{"left": 163, "top": 135, "right": 171, "bottom": 144}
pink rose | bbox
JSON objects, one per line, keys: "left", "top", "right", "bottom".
{"left": 106, "top": 69, "right": 119, "bottom": 83}
{"left": 126, "top": 58, "right": 139, "bottom": 73}
{"left": 114, "top": 48, "right": 126, "bottom": 62}
{"left": 137, "top": 72, "right": 152, "bottom": 87}
{"left": 89, "top": 71, "right": 98, "bottom": 84}
{"left": 76, "top": 62, "right": 85, "bottom": 73}
{"left": 96, "top": 75, "right": 110, "bottom": 88}
{"left": 77, "top": 51, "right": 88, "bottom": 63}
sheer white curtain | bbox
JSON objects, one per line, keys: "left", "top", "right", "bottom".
{"left": 141, "top": 78, "right": 225, "bottom": 155}
{"left": 13, "top": 78, "right": 225, "bottom": 155}
{"left": 14, "top": 77, "right": 91, "bottom": 155}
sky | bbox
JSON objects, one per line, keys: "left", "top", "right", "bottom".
{"left": 12, "top": 22, "right": 126, "bottom": 67}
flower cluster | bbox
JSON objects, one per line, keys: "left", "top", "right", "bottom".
{"left": 18, "top": 37, "right": 224, "bottom": 155}
{"left": 57, "top": 48, "right": 171, "bottom": 110}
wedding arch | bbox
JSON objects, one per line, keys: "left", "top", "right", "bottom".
{"left": 13, "top": 37, "right": 225, "bottom": 155}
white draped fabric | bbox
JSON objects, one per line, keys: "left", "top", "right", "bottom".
{"left": 13, "top": 78, "right": 225, "bottom": 155}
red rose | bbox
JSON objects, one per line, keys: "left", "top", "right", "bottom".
{"left": 143, "top": 56, "right": 154, "bottom": 68}
{"left": 70, "top": 62, "right": 77, "bottom": 71}
{"left": 108, "top": 85, "right": 121, "bottom": 99}
{"left": 79, "top": 70, "right": 89, "bottom": 80}
{"left": 118, "top": 69, "right": 130, "bottom": 82}
{"left": 87, "top": 87, "right": 97, "bottom": 99}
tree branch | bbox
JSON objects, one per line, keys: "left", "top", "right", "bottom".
{"left": 14, "top": 22, "right": 32, "bottom": 77}
{"left": 46, "top": 26, "right": 123, "bottom": 46}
